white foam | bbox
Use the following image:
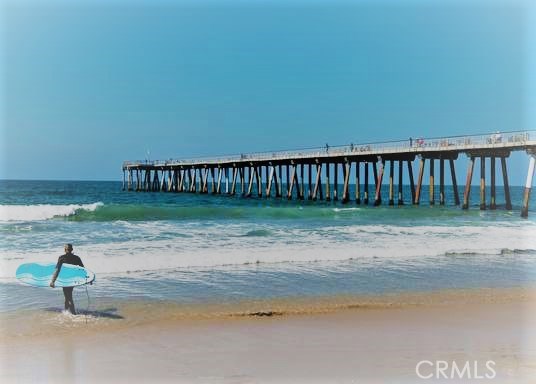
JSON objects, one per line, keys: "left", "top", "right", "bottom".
{"left": 0, "top": 203, "right": 103, "bottom": 222}
{"left": 2, "top": 221, "right": 535, "bottom": 279}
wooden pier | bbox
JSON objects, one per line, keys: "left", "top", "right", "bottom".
{"left": 122, "top": 130, "right": 536, "bottom": 217}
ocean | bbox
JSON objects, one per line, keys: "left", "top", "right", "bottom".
{"left": 1, "top": 180, "right": 536, "bottom": 328}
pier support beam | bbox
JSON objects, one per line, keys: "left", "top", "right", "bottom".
{"left": 265, "top": 166, "right": 269, "bottom": 197}
{"left": 286, "top": 164, "right": 290, "bottom": 196}
{"left": 210, "top": 168, "right": 216, "bottom": 194}
{"left": 312, "top": 163, "right": 322, "bottom": 200}
{"left": 247, "top": 167, "right": 254, "bottom": 197}
{"left": 225, "top": 168, "right": 229, "bottom": 194}
{"left": 501, "top": 157, "right": 512, "bottom": 210}
{"left": 429, "top": 159, "right": 435, "bottom": 205}
{"left": 415, "top": 158, "right": 425, "bottom": 205}
{"left": 160, "top": 170, "right": 166, "bottom": 192}
{"left": 325, "top": 163, "right": 331, "bottom": 201}
{"left": 300, "top": 164, "right": 305, "bottom": 200}
{"left": 355, "top": 161, "right": 361, "bottom": 204}
{"left": 168, "top": 170, "right": 173, "bottom": 192}
{"left": 342, "top": 161, "right": 350, "bottom": 204}
{"left": 490, "top": 157, "right": 496, "bottom": 210}
{"left": 308, "top": 164, "right": 313, "bottom": 200}
{"left": 364, "top": 162, "right": 369, "bottom": 205}
{"left": 153, "top": 170, "right": 159, "bottom": 192}
{"left": 333, "top": 163, "right": 339, "bottom": 201}
{"left": 186, "top": 170, "right": 192, "bottom": 192}
{"left": 439, "top": 159, "right": 445, "bottom": 205}
{"left": 144, "top": 170, "right": 149, "bottom": 191}
{"left": 177, "top": 170, "right": 183, "bottom": 192}
{"left": 463, "top": 157, "right": 475, "bottom": 210}
{"left": 217, "top": 167, "right": 223, "bottom": 194}
{"left": 277, "top": 165, "right": 282, "bottom": 198}
{"left": 480, "top": 156, "right": 486, "bottom": 210}
{"left": 266, "top": 166, "right": 274, "bottom": 197}
{"left": 173, "top": 170, "right": 177, "bottom": 192}
{"left": 201, "top": 169, "right": 207, "bottom": 194}
{"left": 374, "top": 160, "right": 384, "bottom": 206}
{"left": 231, "top": 168, "right": 237, "bottom": 195}
{"left": 191, "top": 169, "right": 196, "bottom": 193}
{"left": 449, "top": 159, "right": 460, "bottom": 205}
{"left": 407, "top": 161, "right": 415, "bottom": 203}
{"left": 398, "top": 160, "right": 404, "bottom": 205}
{"left": 256, "top": 166, "right": 262, "bottom": 198}
{"left": 240, "top": 167, "right": 245, "bottom": 196}
{"left": 275, "top": 166, "right": 281, "bottom": 198}
{"left": 388, "top": 160, "right": 394, "bottom": 206}
{"left": 521, "top": 155, "right": 535, "bottom": 218}
{"left": 372, "top": 161, "right": 378, "bottom": 192}
{"left": 288, "top": 165, "right": 296, "bottom": 200}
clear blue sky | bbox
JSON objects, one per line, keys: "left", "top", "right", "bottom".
{"left": 0, "top": 0, "right": 534, "bottom": 183}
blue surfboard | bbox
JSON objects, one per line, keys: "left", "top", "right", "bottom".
{"left": 16, "top": 262, "right": 95, "bottom": 288}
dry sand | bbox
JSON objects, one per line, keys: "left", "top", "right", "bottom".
{"left": 2, "top": 288, "right": 536, "bottom": 383}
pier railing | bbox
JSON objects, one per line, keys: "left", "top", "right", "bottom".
{"left": 123, "top": 130, "right": 535, "bottom": 168}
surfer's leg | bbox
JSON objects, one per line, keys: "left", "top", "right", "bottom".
{"left": 63, "top": 287, "right": 76, "bottom": 314}
{"left": 63, "top": 287, "right": 69, "bottom": 310}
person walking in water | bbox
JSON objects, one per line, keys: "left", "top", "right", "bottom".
{"left": 50, "top": 244, "right": 84, "bottom": 314}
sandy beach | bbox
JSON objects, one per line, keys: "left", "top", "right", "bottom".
{"left": 2, "top": 288, "right": 536, "bottom": 383}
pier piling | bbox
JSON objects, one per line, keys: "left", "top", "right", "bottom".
{"left": 480, "top": 156, "right": 486, "bottom": 210}
{"left": 355, "top": 161, "right": 361, "bottom": 204}
{"left": 449, "top": 159, "right": 460, "bottom": 205}
{"left": 407, "top": 160, "right": 415, "bottom": 203}
{"left": 388, "top": 160, "right": 395, "bottom": 206}
{"left": 501, "top": 157, "right": 512, "bottom": 210}
{"left": 439, "top": 159, "right": 445, "bottom": 205}
{"left": 490, "top": 157, "right": 496, "bottom": 210}
{"left": 364, "top": 162, "right": 369, "bottom": 205}
{"left": 463, "top": 157, "right": 475, "bottom": 210}
{"left": 429, "top": 159, "right": 435, "bottom": 205}
{"left": 398, "top": 160, "right": 404, "bottom": 205}
{"left": 415, "top": 158, "right": 425, "bottom": 205}
{"left": 374, "top": 160, "right": 384, "bottom": 206}
{"left": 521, "top": 154, "right": 535, "bottom": 218}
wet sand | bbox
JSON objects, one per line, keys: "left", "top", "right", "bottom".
{"left": 2, "top": 288, "right": 536, "bottom": 383}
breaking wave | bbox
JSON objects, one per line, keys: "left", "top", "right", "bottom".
{"left": 0, "top": 203, "right": 104, "bottom": 222}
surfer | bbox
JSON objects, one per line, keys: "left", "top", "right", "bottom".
{"left": 50, "top": 244, "right": 84, "bottom": 315}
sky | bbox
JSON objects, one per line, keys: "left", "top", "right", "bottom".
{"left": 0, "top": 0, "right": 535, "bottom": 183}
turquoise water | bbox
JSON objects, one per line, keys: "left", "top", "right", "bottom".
{"left": 1, "top": 180, "right": 535, "bottom": 313}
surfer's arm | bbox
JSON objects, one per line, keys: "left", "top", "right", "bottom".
{"left": 50, "top": 268, "right": 60, "bottom": 288}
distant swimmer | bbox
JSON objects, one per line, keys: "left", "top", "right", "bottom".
{"left": 50, "top": 244, "right": 85, "bottom": 315}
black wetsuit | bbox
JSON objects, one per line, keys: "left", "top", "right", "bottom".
{"left": 56, "top": 253, "right": 84, "bottom": 314}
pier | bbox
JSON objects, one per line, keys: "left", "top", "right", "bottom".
{"left": 122, "top": 130, "right": 536, "bottom": 217}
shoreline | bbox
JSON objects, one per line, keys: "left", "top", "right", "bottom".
{"left": 2, "top": 286, "right": 536, "bottom": 338}
{"left": 2, "top": 286, "right": 536, "bottom": 383}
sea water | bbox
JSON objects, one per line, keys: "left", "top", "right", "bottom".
{"left": 1, "top": 180, "right": 535, "bottom": 321}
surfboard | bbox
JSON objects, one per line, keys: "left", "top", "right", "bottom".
{"left": 16, "top": 262, "right": 95, "bottom": 288}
